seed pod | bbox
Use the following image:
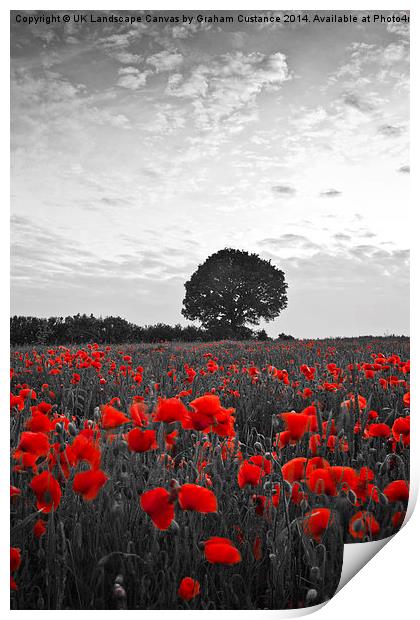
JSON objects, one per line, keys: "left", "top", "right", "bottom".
{"left": 306, "top": 589, "right": 318, "bottom": 604}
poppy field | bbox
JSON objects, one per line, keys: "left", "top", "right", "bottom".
{"left": 10, "top": 337, "right": 410, "bottom": 610}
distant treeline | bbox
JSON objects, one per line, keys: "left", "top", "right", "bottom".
{"left": 10, "top": 314, "right": 295, "bottom": 345}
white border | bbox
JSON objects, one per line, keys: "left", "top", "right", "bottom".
{"left": 3, "top": 1, "right": 418, "bottom": 618}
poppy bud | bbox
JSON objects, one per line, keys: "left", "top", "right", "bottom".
{"left": 113, "top": 584, "right": 127, "bottom": 600}
{"left": 114, "top": 574, "right": 124, "bottom": 586}
{"left": 300, "top": 498, "right": 309, "bottom": 512}
{"left": 168, "top": 520, "right": 180, "bottom": 534}
{"left": 37, "top": 596, "right": 45, "bottom": 609}
{"left": 94, "top": 407, "right": 100, "bottom": 421}
{"left": 306, "top": 589, "right": 318, "bottom": 604}
{"left": 68, "top": 422, "right": 77, "bottom": 436}
{"left": 59, "top": 442, "right": 67, "bottom": 452}
{"left": 55, "top": 423, "right": 64, "bottom": 434}
{"left": 379, "top": 492, "right": 389, "bottom": 507}
{"left": 269, "top": 553, "right": 277, "bottom": 562}
{"left": 254, "top": 442, "right": 264, "bottom": 453}
{"left": 310, "top": 566, "right": 321, "bottom": 581}
{"left": 264, "top": 451, "right": 272, "bottom": 460}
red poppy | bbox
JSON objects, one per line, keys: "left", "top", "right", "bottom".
{"left": 10, "top": 485, "right": 21, "bottom": 497}
{"left": 248, "top": 455, "right": 272, "bottom": 475}
{"left": 30, "top": 471, "right": 61, "bottom": 512}
{"left": 307, "top": 469, "right": 337, "bottom": 496}
{"left": 252, "top": 535, "right": 263, "bottom": 561}
{"left": 10, "top": 547, "right": 21, "bottom": 573}
{"left": 178, "top": 484, "right": 218, "bottom": 513}
{"left": 73, "top": 469, "right": 108, "bottom": 500}
{"left": 403, "top": 392, "right": 410, "bottom": 407}
{"left": 349, "top": 511, "right": 380, "bottom": 539}
{"left": 366, "top": 423, "right": 391, "bottom": 439}
{"left": 178, "top": 577, "right": 200, "bottom": 601}
{"left": 100, "top": 404, "right": 130, "bottom": 429}
{"left": 126, "top": 428, "right": 158, "bottom": 453}
{"left": 140, "top": 487, "right": 175, "bottom": 530}
{"left": 25, "top": 412, "right": 52, "bottom": 434}
{"left": 154, "top": 397, "right": 189, "bottom": 424}
{"left": 187, "top": 394, "right": 222, "bottom": 430}
{"left": 203, "top": 537, "right": 241, "bottom": 565}
{"left": 391, "top": 511, "right": 405, "bottom": 529}
{"left": 279, "top": 412, "right": 310, "bottom": 441}
{"left": 302, "top": 508, "right": 332, "bottom": 542}
{"left": 281, "top": 457, "right": 307, "bottom": 483}
{"left": 238, "top": 461, "right": 263, "bottom": 488}
{"left": 383, "top": 480, "right": 409, "bottom": 503}
{"left": 68, "top": 434, "right": 101, "bottom": 469}
{"left": 328, "top": 466, "right": 358, "bottom": 491}
{"left": 392, "top": 417, "right": 410, "bottom": 446}
{"left": 33, "top": 519, "right": 47, "bottom": 539}
{"left": 130, "top": 401, "right": 149, "bottom": 426}
{"left": 165, "top": 430, "right": 178, "bottom": 450}
{"left": 16, "top": 431, "right": 50, "bottom": 457}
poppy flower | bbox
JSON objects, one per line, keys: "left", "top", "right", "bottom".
{"left": 10, "top": 547, "right": 21, "bottom": 573}
{"left": 165, "top": 429, "right": 178, "bottom": 450}
{"left": 248, "top": 455, "right": 272, "bottom": 475}
{"left": 349, "top": 511, "right": 380, "bottom": 539}
{"left": 281, "top": 457, "right": 307, "bottom": 483}
{"left": 328, "top": 466, "right": 358, "bottom": 491}
{"left": 238, "top": 461, "right": 263, "bottom": 488}
{"left": 140, "top": 487, "right": 175, "bottom": 530}
{"left": 307, "top": 469, "right": 337, "bottom": 496}
{"left": 403, "top": 392, "right": 410, "bottom": 407}
{"left": 73, "top": 469, "right": 108, "bottom": 500}
{"left": 203, "top": 537, "right": 241, "bottom": 565}
{"left": 33, "top": 519, "right": 47, "bottom": 539}
{"left": 154, "top": 397, "right": 189, "bottom": 424}
{"left": 391, "top": 511, "right": 405, "bottom": 529}
{"left": 366, "top": 423, "right": 391, "bottom": 439}
{"left": 302, "top": 508, "right": 332, "bottom": 542}
{"left": 10, "top": 485, "right": 21, "bottom": 498}
{"left": 279, "top": 412, "right": 310, "bottom": 441}
{"left": 392, "top": 417, "right": 410, "bottom": 446}
{"left": 100, "top": 404, "right": 130, "bottom": 429}
{"left": 187, "top": 395, "right": 222, "bottom": 430}
{"left": 68, "top": 434, "right": 101, "bottom": 469}
{"left": 126, "top": 428, "right": 158, "bottom": 453}
{"left": 16, "top": 432, "right": 50, "bottom": 457}
{"left": 383, "top": 480, "right": 409, "bottom": 503}
{"left": 130, "top": 401, "right": 149, "bottom": 427}
{"left": 252, "top": 535, "right": 263, "bottom": 561}
{"left": 178, "top": 484, "right": 218, "bottom": 513}
{"left": 30, "top": 471, "right": 61, "bottom": 512}
{"left": 178, "top": 577, "right": 200, "bottom": 601}
{"left": 25, "top": 412, "right": 52, "bottom": 434}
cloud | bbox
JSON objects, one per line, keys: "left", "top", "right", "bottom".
{"left": 146, "top": 51, "right": 184, "bottom": 72}
{"left": 271, "top": 184, "right": 296, "bottom": 196}
{"left": 334, "top": 233, "right": 351, "bottom": 241}
{"left": 260, "top": 234, "right": 321, "bottom": 252}
{"left": 342, "top": 92, "right": 376, "bottom": 113}
{"left": 398, "top": 165, "right": 410, "bottom": 173}
{"left": 320, "top": 189, "right": 342, "bottom": 198}
{"left": 166, "top": 51, "right": 290, "bottom": 130}
{"left": 377, "top": 124, "right": 404, "bottom": 137}
{"left": 117, "top": 66, "right": 150, "bottom": 89}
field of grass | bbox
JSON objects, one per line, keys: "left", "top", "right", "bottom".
{"left": 10, "top": 337, "right": 410, "bottom": 609}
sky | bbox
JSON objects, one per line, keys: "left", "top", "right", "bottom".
{"left": 10, "top": 10, "right": 410, "bottom": 338}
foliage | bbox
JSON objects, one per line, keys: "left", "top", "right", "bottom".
{"left": 182, "top": 249, "right": 288, "bottom": 332}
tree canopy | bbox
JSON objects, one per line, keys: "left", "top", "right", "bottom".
{"left": 182, "top": 248, "right": 288, "bottom": 332}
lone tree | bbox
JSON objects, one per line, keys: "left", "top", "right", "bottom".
{"left": 182, "top": 248, "right": 288, "bottom": 333}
